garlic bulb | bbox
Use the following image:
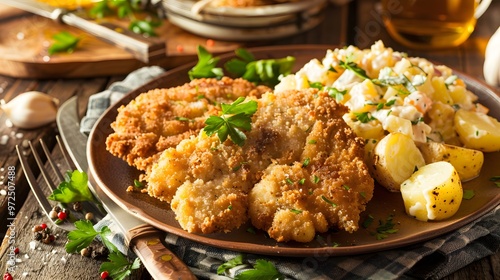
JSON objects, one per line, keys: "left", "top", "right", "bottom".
{"left": 484, "top": 27, "right": 500, "bottom": 87}
{"left": 0, "top": 91, "right": 59, "bottom": 129}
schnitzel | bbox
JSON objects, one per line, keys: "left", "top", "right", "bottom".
{"left": 105, "top": 77, "right": 270, "bottom": 173}
{"left": 147, "top": 88, "right": 374, "bottom": 241}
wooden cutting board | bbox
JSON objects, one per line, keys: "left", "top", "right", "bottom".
{"left": 0, "top": 4, "right": 244, "bottom": 79}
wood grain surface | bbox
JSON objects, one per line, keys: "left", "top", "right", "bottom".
{"left": 0, "top": 4, "right": 244, "bottom": 78}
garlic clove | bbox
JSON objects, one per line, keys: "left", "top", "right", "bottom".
{"left": 484, "top": 27, "right": 500, "bottom": 87}
{"left": 0, "top": 91, "right": 60, "bottom": 129}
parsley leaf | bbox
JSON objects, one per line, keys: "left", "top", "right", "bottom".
{"left": 225, "top": 48, "right": 295, "bottom": 87}
{"left": 48, "top": 31, "right": 80, "bottom": 55}
{"left": 236, "top": 259, "right": 284, "bottom": 280}
{"left": 189, "top": 45, "right": 223, "bottom": 80}
{"left": 217, "top": 255, "right": 244, "bottom": 275}
{"left": 65, "top": 220, "right": 100, "bottom": 253}
{"left": 463, "top": 189, "right": 475, "bottom": 200}
{"left": 204, "top": 97, "right": 258, "bottom": 146}
{"left": 48, "top": 170, "right": 95, "bottom": 203}
{"left": 354, "top": 112, "right": 376, "bottom": 123}
{"left": 490, "top": 176, "right": 500, "bottom": 187}
{"left": 339, "top": 60, "right": 371, "bottom": 80}
{"left": 129, "top": 19, "right": 161, "bottom": 37}
{"left": 100, "top": 252, "right": 141, "bottom": 280}
{"left": 373, "top": 214, "right": 398, "bottom": 240}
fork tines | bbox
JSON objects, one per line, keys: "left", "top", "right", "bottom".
{"left": 16, "top": 136, "right": 103, "bottom": 231}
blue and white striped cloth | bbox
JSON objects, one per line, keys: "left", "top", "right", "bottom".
{"left": 87, "top": 67, "right": 500, "bottom": 280}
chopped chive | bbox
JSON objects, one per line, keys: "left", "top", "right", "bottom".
{"left": 321, "top": 195, "right": 337, "bottom": 207}
{"left": 302, "top": 157, "right": 311, "bottom": 167}
{"left": 313, "top": 175, "right": 320, "bottom": 184}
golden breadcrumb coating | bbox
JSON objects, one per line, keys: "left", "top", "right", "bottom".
{"left": 105, "top": 77, "right": 270, "bottom": 172}
{"left": 147, "top": 88, "right": 374, "bottom": 240}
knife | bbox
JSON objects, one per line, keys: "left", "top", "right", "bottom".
{"left": 0, "top": 0, "right": 166, "bottom": 63}
{"left": 56, "top": 96, "right": 196, "bottom": 279}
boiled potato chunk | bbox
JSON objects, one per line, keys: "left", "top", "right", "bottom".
{"left": 454, "top": 109, "right": 500, "bottom": 152}
{"left": 418, "top": 142, "right": 484, "bottom": 181}
{"left": 400, "top": 161, "right": 463, "bottom": 221}
{"left": 372, "top": 133, "right": 426, "bottom": 192}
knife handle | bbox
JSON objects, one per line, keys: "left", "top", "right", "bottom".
{"left": 128, "top": 224, "right": 197, "bottom": 280}
{"left": 61, "top": 13, "right": 166, "bottom": 63}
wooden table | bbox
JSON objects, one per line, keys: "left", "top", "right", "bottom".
{"left": 1, "top": 0, "right": 499, "bottom": 279}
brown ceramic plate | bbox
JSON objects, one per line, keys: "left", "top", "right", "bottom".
{"left": 87, "top": 45, "right": 500, "bottom": 257}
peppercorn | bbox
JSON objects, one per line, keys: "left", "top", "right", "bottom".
{"left": 72, "top": 202, "right": 82, "bottom": 212}
{"left": 85, "top": 212, "right": 94, "bottom": 221}
{"left": 42, "top": 235, "right": 52, "bottom": 244}
{"left": 49, "top": 210, "right": 59, "bottom": 219}
{"left": 80, "top": 247, "right": 90, "bottom": 257}
{"left": 13, "top": 247, "right": 19, "bottom": 254}
{"left": 32, "top": 225, "right": 43, "bottom": 232}
{"left": 33, "top": 232, "right": 43, "bottom": 241}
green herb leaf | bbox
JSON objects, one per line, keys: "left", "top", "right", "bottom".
{"left": 321, "top": 195, "right": 337, "bottom": 207}
{"left": 89, "top": 0, "right": 112, "bottom": 19}
{"left": 225, "top": 51, "right": 295, "bottom": 87}
{"left": 129, "top": 19, "right": 161, "bottom": 36}
{"left": 490, "top": 176, "right": 500, "bottom": 188}
{"left": 48, "top": 170, "right": 95, "bottom": 203}
{"left": 327, "top": 87, "right": 347, "bottom": 102}
{"left": 65, "top": 220, "right": 99, "bottom": 253}
{"left": 362, "top": 214, "right": 374, "bottom": 229}
{"left": 100, "top": 252, "right": 141, "bottom": 280}
{"left": 189, "top": 45, "right": 223, "bottom": 80}
{"left": 235, "top": 259, "right": 284, "bottom": 280}
{"left": 373, "top": 214, "right": 398, "bottom": 240}
{"left": 290, "top": 209, "right": 303, "bottom": 214}
{"left": 373, "top": 74, "right": 416, "bottom": 94}
{"left": 48, "top": 31, "right": 80, "bottom": 55}
{"left": 217, "top": 255, "right": 244, "bottom": 275}
{"left": 354, "top": 112, "right": 376, "bottom": 123}
{"left": 133, "top": 179, "right": 144, "bottom": 189}
{"left": 203, "top": 97, "right": 258, "bottom": 146}
{"left": 339, "top": 60, "right": 370, "bottom": 80}
{"left": 463, "top": 189, "right": 475, "bottom": 200}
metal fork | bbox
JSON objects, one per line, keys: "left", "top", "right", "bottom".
{"left": 16, "top": 136, "right": 105, "bottom": 231}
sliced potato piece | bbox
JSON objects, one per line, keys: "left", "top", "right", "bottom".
{"left": 454, "top": 109, "right": 500, "bottom": 152}
{"left": 400, "top": 161, "right": 463, "bottom": 221}
{"left": 418, "top": 142, "right": 484, "bottom": 181}
{"left": 372, "top": 132, "right": 425, "bottom": 192}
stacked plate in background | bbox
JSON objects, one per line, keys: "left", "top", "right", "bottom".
{"left": 162, "top": 0, "right": 328, "bottom": 41}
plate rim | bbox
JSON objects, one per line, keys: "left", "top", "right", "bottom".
{"left": 87, "top": 44, "right": 500, "bottom": 257}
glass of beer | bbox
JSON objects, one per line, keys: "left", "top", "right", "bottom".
{"left": 380, "top": 0, "right": 491, "bottom": 49}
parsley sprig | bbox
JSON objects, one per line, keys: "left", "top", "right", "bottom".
{"left": 189, "top": 45, "right": 223, "bottom": 80}
{"left": 48, "top": 31, "right": 80, "bottom": 55}
{"left": 204, "top": 97, "right": 258, "bottom": 146}
{"left": 189, "top": 46, "right": 295, "bottom": 87}
{"left": 66, "top": 220, "right": 141, "bottom": 280}
{"left": 89, "top": 0, "right": 161, "bottom": 37}
{"left": 48, "top": 170, "right": 96, "bottom": 203}
{"left": 100, "top": 252, "right": 141, "bottom": 280}
{"left": 339, "top": 59, "right": 417, "bottom": 94}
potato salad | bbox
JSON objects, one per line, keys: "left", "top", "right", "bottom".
{"left": 275, "top": 41, "right": 500, "bottom": 221}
